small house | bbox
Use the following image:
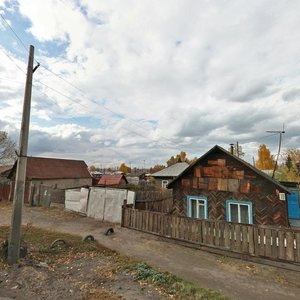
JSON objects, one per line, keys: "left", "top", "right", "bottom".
{"left": 9, "top": 157, "right": 92, "bottom": 203}
{"left": 151, "top": 162, "right": 189, "bottom": 189}
{"left": 168, "top": 145, "right": 290, "bottom": 227}
{"left": 97, "top": 174, "right": 128, "bottom": 187}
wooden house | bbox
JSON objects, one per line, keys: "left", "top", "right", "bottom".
{"left": 9, "top": 157, "right": 92, "bottom": 203}
{"left": 168, "top": 145, "right": 290, "bottom": 227}
{"left": 151, "top": 162, "right": 189, "bottom": 189}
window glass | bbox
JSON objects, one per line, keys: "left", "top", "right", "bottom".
{"left": 198, "top": 204, "right": 205, "bottom": 219}
{"left": 191, "top": 199, "right": 197, "bottom": 218}
{"left": 230, "top": 203, "right": 238, "bottom": 223}
{"left": 188, "top": 197, "right": 207, "bottom": 219}
{"left": 240, "top": 205, "right": 249, "bottom": 224}
{"left": 162, "top": 180, "right": 168, "bottom": 189}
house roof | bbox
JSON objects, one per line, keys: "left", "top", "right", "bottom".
{"left": 167, "top": 145, "right": 290, "bottom": 193}
{"left": 10, "top": 157, "right": 91, "bottom": 180}
{"left": 98, "top": 174, "right": 128, "bottom": 186}
{"left": 151, "top": 162, "right": 189, "bottom": 178}
{"left": 0, "top": 164, "right": 13, "bottom": 175}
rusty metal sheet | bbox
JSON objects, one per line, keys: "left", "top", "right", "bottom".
{"left": 228, "top": 179, "right": 239, "bottom": 192}
{"left": 192, "top": 177, "right": 198, "bottom": 188}
{"left": 208, "top": 178, "right": 218, "bottom": 190}
{"left": 181, "top": 178, "right": 190, "bottom": 187}
{"left": 217, "top": 159, "right": 226, "bottom": 166}
{"left": 240, "top": 179, "right": 250, "bottom": 193}
{"left": 217, "top": 179, "right": 228, "bottom": 191}
{"left": 194, "top": 167, "right": 201, "bottom": 178}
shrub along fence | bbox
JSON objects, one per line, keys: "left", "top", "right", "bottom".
{"left": 122, "top": 208, "right": 300, "bottom": 264}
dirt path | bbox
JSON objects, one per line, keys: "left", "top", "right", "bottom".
{"left": 1, "top": 203, "right": 300, "bottom": 300}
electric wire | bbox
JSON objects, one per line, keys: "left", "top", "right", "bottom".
{"left": 0, "top": 11, "right": 292, "bottom": 154}
{"left": 0, "top": 12, "right": 169, "bottom": 144}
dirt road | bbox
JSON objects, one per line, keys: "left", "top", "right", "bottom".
{"left": 1, "top": 203, "right": 300, "bottom": 300}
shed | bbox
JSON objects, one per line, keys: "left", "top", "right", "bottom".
{"left": 168, "top": 145, "right": 290, "bottom": 227}
{"left": 151, "top": 162, "right": 189, "bottom": 189}
{"left": 9, "top": 157, "right": 92, "bottom": 203}
{"left": 97, "top": 174, "right": 128, "bottom": 187}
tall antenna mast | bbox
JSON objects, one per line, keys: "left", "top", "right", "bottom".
{"left": 266, "top": 125, "right": 285, "bottom": 179}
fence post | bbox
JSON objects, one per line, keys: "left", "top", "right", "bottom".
{"left": 121, "top": 199, "right": 127, "bottom": 227}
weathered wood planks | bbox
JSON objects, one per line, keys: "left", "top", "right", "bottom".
{"left": 121, "top": 208, "right": 300, "bottom": 263}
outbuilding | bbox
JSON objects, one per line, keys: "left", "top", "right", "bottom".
{"left": 9, "top": 157, "right": 92, "bottom": 203}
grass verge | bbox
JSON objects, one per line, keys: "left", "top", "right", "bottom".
{"left": 0, "top": 225, "right": 228, "bottom": 299}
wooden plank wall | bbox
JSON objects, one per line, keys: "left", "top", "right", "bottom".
{"left": 172, "top": 152, "right": 289, "bottom": 227}
{"left": 134, "top": 190, "right": 173, "bottom": 213}
{"left": 122, "top": 208, "right": 300, "bottom": 263}
{"left": 0, "top": 183, "right": 10, "bottom": 200}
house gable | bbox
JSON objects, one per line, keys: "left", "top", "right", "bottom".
{"left": 169, "top": 145, "right": 289, "bottom": 227}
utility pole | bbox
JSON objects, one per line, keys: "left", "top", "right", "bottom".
{"left": 266, "top": 128, "right": 285, "bottom": 179}
{"left": 8, "top": 45, "right": 39, "bottom": 265}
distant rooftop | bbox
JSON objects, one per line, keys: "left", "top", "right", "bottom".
{"left": 151, "top": 162, "right": 189, "bottom": 178}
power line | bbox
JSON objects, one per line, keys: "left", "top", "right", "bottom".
{"left": 0, "top": 13, "right": 28, "bottom": 53}
{"left": 0, "top": 47, "right": 26, "bottom": 75}
{"left": 32, "top": 79, "right": 175, "bottom": 148}
{"left": 1, "top": 10, "right": 294, "bottom": 152}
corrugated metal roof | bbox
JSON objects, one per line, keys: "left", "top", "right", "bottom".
{"left": 16, "top": 157, "right": 91, "bottom": 180}
{"left": 151, "top": 162, "right": 189, "bottom": 177}
{"left": 98, "top": 174, "right": 128, "bottom": 186}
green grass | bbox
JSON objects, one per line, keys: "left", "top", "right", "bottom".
{"left": 132, "top": 262, "right": 229, "bottom": 299}
{"left": 0, "top": 226, "right": 229, "bottom": 299}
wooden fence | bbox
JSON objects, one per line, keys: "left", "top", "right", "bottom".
{"left": 0, "top": 183, "right": 10, "bottom": 200}
{"left": 29, "top": 184, "right": 65, "bottom": 206}
{"left": 122, "top": 208, "right": 300, "bottom": 263}
{"left": 134, "top": 190, "right": 173, "bottom": 212}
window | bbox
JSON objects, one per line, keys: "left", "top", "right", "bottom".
{"left": 187, "top": 196, "right": 208, "bottom": 219}
{"left": 226, "top": 200, "right": 253, "bottom": 224}
{"left": 162, "top": 180, "right": 169, "bottom": 189}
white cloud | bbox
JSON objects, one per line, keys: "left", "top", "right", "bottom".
{"left": 0, "top": 0, "right": 300, "bottom": 166}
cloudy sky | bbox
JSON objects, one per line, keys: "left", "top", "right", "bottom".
{"left": 0, "top": 0, "right": 299, "bottom": 168}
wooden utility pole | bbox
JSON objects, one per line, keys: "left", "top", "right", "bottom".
{"left": 266, "top": 129, "right": 285, "bottom": 179}
{"left": 8, "top": 45, "right": 38, "bottom": 265}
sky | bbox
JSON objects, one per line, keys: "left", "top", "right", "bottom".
{"left": 0, "top": 0, "right": 299, "bottom": 168}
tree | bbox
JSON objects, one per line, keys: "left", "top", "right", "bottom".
{"left": 255, "top": 144, "right": 274, "bottom": 170}
{"left": 277, "top": 148, "right": 300, "bottom": 181}
{"left": 89, "top": 165, "right": 98, "bottom": 172}
{"left": 150, "top": 164, "right": 165, "bottom": 173}
{"left": 228, "top": 143, "right": 245, "bottom": 158}
{"left": 285, "top": 155, "right": 292, "bottom": 171}
{"left": 167, "top": 151, "right": 189, "bottom": 166}
{"left": 0, "top": 131, "right": 16, "bottom": 165}
{"left": 119, "top": 163, "right": 131, "bottom": 174}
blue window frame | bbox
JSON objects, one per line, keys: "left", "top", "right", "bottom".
{"left": 187, "top": 196, "right": 208, "bottom": 219}
{"left": 226, "top": 200, "right": 253, "bottom": 224}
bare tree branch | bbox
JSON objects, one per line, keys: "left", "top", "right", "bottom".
{"left": 0, "top": 131, "right": 17, "bottom": 165}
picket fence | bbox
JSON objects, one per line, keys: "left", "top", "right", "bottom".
{"left": 122, "top": 208, "right": 300, "bottom": 263}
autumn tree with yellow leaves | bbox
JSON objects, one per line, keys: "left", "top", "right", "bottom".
{"left": 255, "top": 144, "right": 274, "bottom": 170}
